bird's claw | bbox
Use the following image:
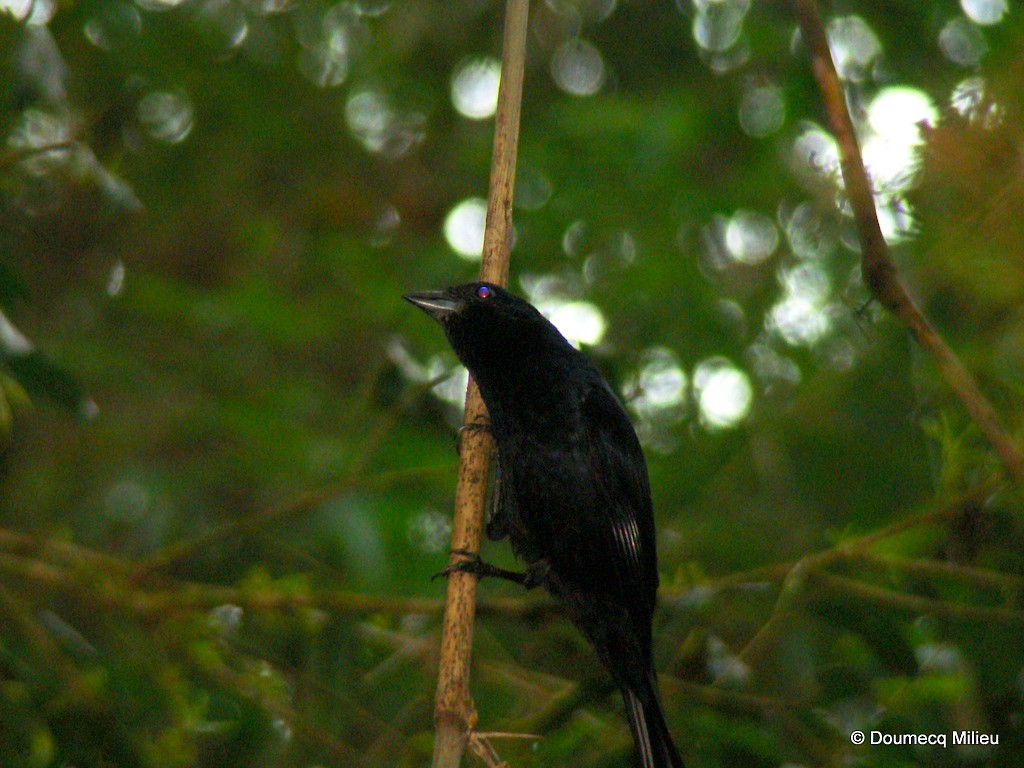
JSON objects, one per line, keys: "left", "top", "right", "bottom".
{"left": 431, "top": 549, "right": 482, "bottom": 581}
{"left": 455, "top": 421, "right": 491, "bottom": 455}
{"left": 431, "top": 549, "right": 530, "bottom": 586}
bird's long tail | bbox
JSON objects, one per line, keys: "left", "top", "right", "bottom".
{"left": 621, "top": 669, "right": 684, "bottom": 768}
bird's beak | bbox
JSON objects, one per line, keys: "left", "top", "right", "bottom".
{"left": 403, "top": 290, "right": 463, "bottom": 322}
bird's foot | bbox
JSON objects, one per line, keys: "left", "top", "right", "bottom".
{"left": 455, "top": 421, "right": 491, "bottom": 455}
{"left": 432, "top": 548, "right": 529, "bottom": 585}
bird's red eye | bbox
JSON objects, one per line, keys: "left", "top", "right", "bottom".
{"left": 477, "top": 285, "right": 492, "bottom": 299}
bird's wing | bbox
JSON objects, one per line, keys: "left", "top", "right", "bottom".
{"left": 485, "top": 456, "right": 509, "bottom": 542}
{"left": 580, "top": 381, "right": 659, "bottom": 615}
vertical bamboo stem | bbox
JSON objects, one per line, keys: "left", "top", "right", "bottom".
{"left": 432, "top": 1, "right": 530, "bottom": 766}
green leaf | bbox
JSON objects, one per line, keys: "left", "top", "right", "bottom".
{"left": 4, "top": 351, "right": 93, "bottom": 418}
{"left": 0, "top": 263, "right": 29, "bottom": 304}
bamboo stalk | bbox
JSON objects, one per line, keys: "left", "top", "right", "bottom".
{"left": 432, "top": 1, "right": 530, "bottom": 766}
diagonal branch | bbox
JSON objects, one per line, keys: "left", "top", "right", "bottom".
{"left": 432, "top": 1, "right": 530, "bottom": 766}
{"left": 792, "top": 0, "right": 1024, "bottom": 483}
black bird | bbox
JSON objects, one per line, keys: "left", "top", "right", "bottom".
{"left": 405, "top": 282, "right": 684, "bottom": 768}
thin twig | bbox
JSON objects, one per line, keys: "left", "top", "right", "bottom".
{"left": 736, "top": 558, "right": 811, "bottom": 666}
{"left": 0, "top": 547, "right": 552, "bottom": 619}
{"left": 432, "top": 1, "right": 529, "bottom": 766}
{"left": 721, "top": 479, "right": 999, "bottom": 663}
{"left": 133, "top": 404, "right": 454, "bottom": 580}
{"left": 850, "top": 552, "right": 1024, "bottom": 595}
{"left": 0, "top": 480, "right": 999, "bottom": 625}
{"left": 678, "top": 478, "right": 999, "bottom": 597}
{"left": 810, "top": 571, "right": 1024, "bottom": 625}
{"left": 792, "top": 0, "right": 1024, "bottom": 482}
{"left": 0, "top": 527, "right": 129, "bottom": 571}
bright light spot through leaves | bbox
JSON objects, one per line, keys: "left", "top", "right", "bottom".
{"left": 939, "top": 16, "right": 988, "bottom": 67}
{"left": 443, "top": 197, "right": 488, "bottom": 260}
{"left": 792, "top": 124, "right": 840, "bottom": 179}
{"left": 539, "top": 300, "right": 607, "bottom": 348}
{"left": 451, "top": 57, "right": 501, "bottom": 120}
{"left": 826, "top": 15, "right": 882, "bottom": 81}
{"left": 551, "top": 39, "right": 606, "bottom": 97}
{"left": 627, "top": 346, "right": 687, "bottom": 418}
{"left": 867, "top": 87, "right": 936, "bottom": 152}
{"left": 296, "top": 2, "right": 370, "bottom": 87}
{"left": 690, "top": 0, "right": 750, "bottom": 54}
{"left": 769, "top": 263, "right": 833, "bottom": 346}
{"left": 738, "top": 84, "right": 785, "bottom": 138}
{"left": 345, "top": 88, "right": 425, "bottom": 158}
{"left": 694, "top": 357, "right": 752, "bottom": 429}
{"left": 138, "top": 91, "right": 194, "bottom": 144}
{"left": 862, "top": 87, "right": 935, "bottom": 203}
{"left": 961, "top": 0, "right": 1008, "bottom": 26}
{"left": 725, "top": 209, "right": 778, "bottom": 265}
{"left": 0, "top": 0, "right": 55, "bottom": 23}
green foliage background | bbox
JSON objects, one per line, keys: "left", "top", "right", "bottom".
{"left": 1, "top": 1, "right": 1023, "bottom": 766}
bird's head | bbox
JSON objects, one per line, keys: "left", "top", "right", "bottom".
{"left": 403, "top": 282, "right": 571, "bottom": 375}
{"left": 404, "top": 282, "right": 542, "bottom": 333}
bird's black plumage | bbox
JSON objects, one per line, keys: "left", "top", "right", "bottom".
{"left": 405, "top": 282, "right": 683, "bottom": 768}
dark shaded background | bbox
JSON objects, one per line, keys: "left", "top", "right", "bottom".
{"left": 1, "top": 0, "right": 1023, "bottom": 766}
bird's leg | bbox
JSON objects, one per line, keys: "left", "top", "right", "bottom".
{"left": 433, "top": 549, "right": 527, "bottom": 585}
{"left": 455, "top": 421, "right": 490, "bottom": 456}
{"left": 433, "top": 549, "right": 541, "bottom": 588}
